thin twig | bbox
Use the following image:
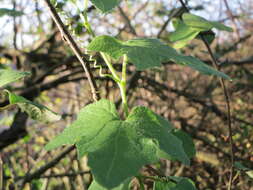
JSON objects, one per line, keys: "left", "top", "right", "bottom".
{"left": 44, "top": 0, "right": 99, "bottom": 101}
{"left": 177, "top": 1, "right": 234, "bottom": 189}
{"left": 20, "top": 146, "right": 75, "bottom": 187}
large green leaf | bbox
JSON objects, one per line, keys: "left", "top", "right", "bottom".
{"left": 46, "top": 99, "right": 192, "bottom": 188}
{"left": 127, "top": 107, "right": 190, "bottom": 165}
{"left": 87, "top": 35, "right": 230, "bottom": 79}
{"left": 87, "top": 124, "right": 157, "bottom": 188}
{"left": 90, "top": 0, "right": 121, "bottom": 13}
{"left": 183, "top": 13, "right": 233, "bottom": 32}
{"left": 45, "top": 99, "right": 119, "bottom": 150}
{"left": 5, "top": 91, "right": 60, "bottom": 123}
{"left": 0, "top": 69, "right": 30, "bottom": 87}
{"left": 0, "top": 8, "right": 24, "bottom": 17}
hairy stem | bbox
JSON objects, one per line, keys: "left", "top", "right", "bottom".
{"left": 44, "top": 0, "right": 99, "bottom": 101}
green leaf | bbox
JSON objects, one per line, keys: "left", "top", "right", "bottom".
{"left": 45, "top": 99, "right": 119, "bottom": 150}
{"left": 87, "top": 125, "right": 158, "bottom": 188}
{"left": 171, "top": 179, "right": 197, "bottom": 190}
{"left": 46, "top": 99, "right": 192, "bottom": 188}
{"left": 0, "top": 8, "right": 24, "bottom": 17}
{"left": 5, "top": 90, "right": 60, "bottom": 123}
{"left": 89, "top": 179, "right": 131, "bottom": 190}
{"left": 174, "top": 56, "right": 231, "bottom": 80}
{"left": 90, "top": 0, "right": 121, "bottom": 13}
{"left": 127, "top": 106, "right": 190, "bottom": 165}
{"left": 153, "top": 177, "right": 197, "bottom": 190}
{"left": 87, "top": 35, "right": 230, "bottom": 79}
{"left": 183, "top": 13, "right": 233, "bottom": 32}
{"left": 170, "top": 19, "right": 200, "bottom": 49}
{"left": 0, "top": 69, "right": 30, "bottom": 87}
{"left": 172, "top": 129, "right": 196, "bottom": 158}
{"left": 153, "top": 181, "right": 176, "bottom": 190}
{"left": 87, "top": 35, "right": 180, "bottom": 70}
{"left": 209, "top": 21, "right": 233, "bottom": 32}
{"left": 234, "top": 161, "right": 250, "bottom": 171}
{"left": 246, "top": 171, "right": 253, "bottom": 179}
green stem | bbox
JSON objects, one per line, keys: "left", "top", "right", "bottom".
{"left": 100, "top": 52, "right": 121, "bottom": 83}
{"left": 118, "top": 54, "right": 129, "bottom": 117}
{"left": 72, "top": 1, "right": 128, "bottom": 116}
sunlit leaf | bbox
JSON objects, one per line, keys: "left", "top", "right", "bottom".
{"left": 5, "top": 90, "right": 61, "bottom": 123}
{"left": 87, "top": 35, "right": 231, "bottom": 80}
{"left": 183, "top": 13, "right": 233, "bottom": 32}
{"left": 46, "top": 99, "right": 192, "bottom": 188}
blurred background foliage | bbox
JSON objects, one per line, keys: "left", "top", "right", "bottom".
{"left": 0, "top": 0, "right": 253, "bottom": 189}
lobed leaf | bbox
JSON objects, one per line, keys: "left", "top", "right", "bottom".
{"left": 0, "top": 69, "right": 30, "bottom": 87}
{"left": 5, "top": 90, "right": 60, "bottom": 123}
{"left": 46, "top": 99, "right": 194, "bottom": 188}
{"left": 90, "top": 0, "right": 121, "bottom": 13}
{"left": 87, "top": 35, "right": 231, "bottom": 79}
{"left": 45, "top": 99, "right": 119, "bottom": 150}
{"left": 127, "top": 106, "right": 190, "bottom": 165}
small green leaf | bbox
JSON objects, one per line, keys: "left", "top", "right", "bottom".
{"left": 171, "top": 178, "right": 197, "bottom": 190}
{"left": 153, "top": 177, "right": 197, "bottom": 190}
{"left": 0, "top": 8, "right": 24, "bottom": 17}
{"left": 234, "top": 161, "right": 250, "bottom": 171}
{"left": 182, "top": 13, "right": 212, "bottom": 31}
{"left": 90, "top": 0, "right": 121, "bottom": 13}
{"left": 170, "top": 19, "right": 200, "bottom": 49}
{"left": 0, "top": 69, "right": 30, "bottom": 87}
{"left": 87, "top": 35, "right": 230, "bottom": 79}
{"left": 183, "top": 13, "right": 233, "bottom": 32}
{"left": 5, "top": 90, "right": 60, "bottom": 123}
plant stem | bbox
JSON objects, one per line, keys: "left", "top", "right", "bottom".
{"left": 100, "top": 52, "right": 121, "bottom": 83}
{"left": 43, "top": 0, "right": 99, "bottom": 101}
{"left": 71, "top": 0, "right": 128, "bottom": 117}
{"left": 118, "top": 55, "right": 129, "bottom": 117}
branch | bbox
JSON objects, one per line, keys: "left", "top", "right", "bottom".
{"left": 43, "top": 0, "right": 99, "bottom": 101}
{"left": 20, "top": 146, "right": 75, "bottom": 186}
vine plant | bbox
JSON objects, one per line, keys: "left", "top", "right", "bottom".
{"left": 0, "top": 0, "right": 233, "bottom": 189}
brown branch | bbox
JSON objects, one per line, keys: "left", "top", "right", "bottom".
{"left": 43, "top": 0, "right": 99, "bottom": 101}
{"left": 20, "top": 146, "right": 75, "bottom": 187}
